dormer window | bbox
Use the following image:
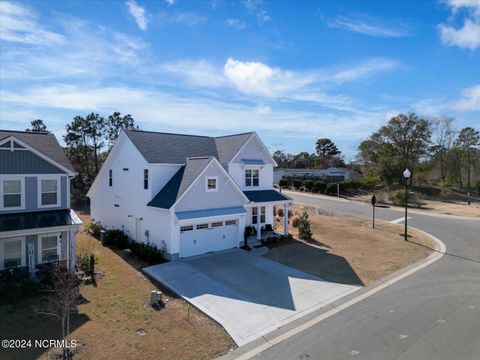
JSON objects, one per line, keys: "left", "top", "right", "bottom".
{"left": 245, "top": 169, "right": 259, "bottom": 187}
{"left": 206, "top": 176, "right": 217, "bottom": 192}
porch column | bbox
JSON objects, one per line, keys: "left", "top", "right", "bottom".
{"left": 256, "top": 206, "right": 261, "bottom": 240}
{"left": 284, "top": 203, "right": 289, "bottom": 236}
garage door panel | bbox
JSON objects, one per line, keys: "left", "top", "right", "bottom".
{"left": 180, "top": 220, "right": 238, "bottom": 258}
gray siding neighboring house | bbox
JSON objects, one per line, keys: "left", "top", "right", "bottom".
{"left": 0, "top": 130, "right": 81, "bottom": 277}
{"left": 274, "top": 167, "right": 362, "bottom": 184}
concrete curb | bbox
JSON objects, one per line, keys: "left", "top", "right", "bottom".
{"left": 284, "top": 189, "right": 480, "bottom": 221}
{"left": 222, "top": 228, "right": 446, "bottom": 360}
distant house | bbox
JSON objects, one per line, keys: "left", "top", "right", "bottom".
{"left": 0, "top": 130, "right": 81, "bottom": 277}
{"left": 274, "top": 167, "right": 362, "bottom": 184}
{"left": 87, "top": 130, "right": 291, "bottom": 260}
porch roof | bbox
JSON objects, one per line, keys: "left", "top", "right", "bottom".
{"left": 243, "top": 190, "right": 290, "bottom": 203}
{"left": 0, "top": 210, "right": 82, "bottom": 233}
{"left": 176, "top": 206, "right": 246, "bottom": 221}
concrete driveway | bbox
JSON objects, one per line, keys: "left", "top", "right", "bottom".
{"left": 144, "top": 249, "right": 358, "bottom": 346}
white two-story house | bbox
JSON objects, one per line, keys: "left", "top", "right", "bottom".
{"left": 87, "top": 130, "right": 291, "bottom": 260}
{"left": 0, "top": 130, "right": 81, "bottom": 276}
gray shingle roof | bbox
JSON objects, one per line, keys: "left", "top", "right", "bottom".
{"left": 147, "top": 157, "right": 214, "bottom": 209}
{"left": 125, "top": 129, "right": 253, "bottom": 165}
{"left": 243, "top": 190, "right": 290, "bottom": 203}
{"left": 0, "top": 130, "right": 74, "bottom": 172}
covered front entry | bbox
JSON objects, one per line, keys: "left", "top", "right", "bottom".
{"left": 179, "top": 218, "right": 239, "bottom": 258}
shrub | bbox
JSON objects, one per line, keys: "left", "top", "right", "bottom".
{"left": 304, "top": 180, "right": 314, "bottom": 192}
{"left": 107, "top": 229, "right": 129, "bottom": 249}
{"left": 129, "top": 241, "right": 165, "bottom": 263}
{"left": 279, "top": 179, "right": 288, "bottom": 188}
{"left": 85, "top": 220, "right": 103, "bottom": 239}
{"left": 276, "top": 207, "right": 284, "bottom": 217}
{"left": 325, "top": 182, "right": 344, "bottom": 196}
{"left": 361, "top": 177, "right": 381, "bottom": 189}
{"left": 313, "top": 181, "right": 327, "bottom": 194}
{"left": 344, "top": 179, "right": 362, "bottom": 191}
{"left": 389, "top": 189, "right": 406, "bottom": 206}
{"left": 291, "top": 215, "right": 301, "bottom": 227}
{"left": 298, "top": 211, "right": 312, "bottom": 240}
{"left": 476, "top": 180, "right": 480, "bottom": 195}
{"left": 293, "top": 179, "right": 303, "bottom": 190}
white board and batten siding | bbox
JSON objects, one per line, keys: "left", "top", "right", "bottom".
{"left": 228, "top": 136, "right": 274, "bottom": 191}
{"left": 172, "top": 161, "right": 247, "bottom": 257}
{"left": 89, "top": 135, "right": 173, "bottom": 253}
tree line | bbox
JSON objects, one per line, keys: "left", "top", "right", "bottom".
{"left": 273, "top": 138, "right": 346, "bottom": 169}
{"left": 357, "top": 113, "right": 479, "bottom": 190}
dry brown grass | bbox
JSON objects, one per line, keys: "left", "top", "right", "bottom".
{"left": 268, "top": 205, "right": 435, "bottom": 286}
{"left": 0, "top": 215, "right": 235, "bottom": 360}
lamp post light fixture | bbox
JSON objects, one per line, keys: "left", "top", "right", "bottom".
{"left": 403, "top": 168, "right": 411, "bottom": 241}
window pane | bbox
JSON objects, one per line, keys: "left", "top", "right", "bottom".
{"left": 211, "top": 221, "right": 222, "bottom": 227}
{"left": 4, "top": 180, "right": 20, "bottom": 193}
{"left": 42, "top": 249, "right": 58, "bottom": 262}
{"left": 196, "top": 224, "right": 208, "bottom": 230}
{"left": 253, "top": 170, "right": 259, "bottom": 177}
{"left": 4, "top": 240, "right": 21, "bottom": 268}
{"left": 252, "top": 178, "right": 259, "bottom": 186}
{"left": 5, "top": 240, "right": 21, "bottom": 254}
{"left": 42, "top": 193, "right": 57, "bottom": 205}
{"left": 41, "top": 180, "right": 57, "bottom": 192}
{"left": 207, "top": 178, "right": 216, "bottom": 189}
{"left": 42, "top": 236, "right": 57, "bottom": 249}
{"left": 4, "top": 194, "right": 21, "bottom": 207}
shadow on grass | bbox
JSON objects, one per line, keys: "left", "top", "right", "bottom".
{"left": 0, "top": 295, "right": 90, "bottom": 360}
{"left": 266, "top": 240, "right": 364, "bottom": 286}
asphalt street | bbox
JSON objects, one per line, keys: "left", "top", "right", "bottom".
{"left": 252, "top": 191, "right": 480, "bottom": 360}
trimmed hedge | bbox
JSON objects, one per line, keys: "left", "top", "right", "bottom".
{"left": 325, "top": 182, "right": 345, "bottom": 196}
{"left": 107, "top": 229, "right": 129, "bottom": 249}
{"left": 304, "top": 180, "right": 314, "bottom": 191}
{"left": 313, "top": 181, "right": 327, "bottom": 194}
{"left": 107, "top": 229, "right": 166, "bottom": 263}
{"left": 292, "top": 179, "right": 303, "bottom": 190}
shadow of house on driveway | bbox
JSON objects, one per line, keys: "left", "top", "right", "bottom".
{"left": 143, "top": 249, "right": 359, "bottom": 346}
{"left": 265, "top": 241, "right": 365, "bottom": 286}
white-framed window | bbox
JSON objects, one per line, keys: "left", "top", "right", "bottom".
{"left": 38, "top": 233, "right": 60, "bottom": 263}
{"left": 109, "top": 169, "right": 113, "bottom": 187}
{"left": 206, "top": 176, "right": 218, "bottom": 192}
{"left": 0, "top": 176, "right": 25, "bottom": 210}
{"left": 38, "top": 176, "right": 60, "bottom": 208}
{"left": 196, "top": 223, "right": 208, "bottom": 230}
{"left": 225, "top": 220, "right": 237, "bottom": 226}
{"left": 211, "top": 221, "right": 223, "bottom": 228}
{"left": 1, "top": 237, "right": 26, "bottom": 270}
{"left": 245, "top": 169, "right": 259, "bottom": 187}
{"left": 144, "top": 169, "right": 149, "bottom": 189}
{"left": 252, "top": 206, "right": 266, "bottom": 224}
{"left": 180, "top": 225, "right": 194, "bottom": 232}
{"left": 0, "top": 139, "right": 27, "bottom": 152}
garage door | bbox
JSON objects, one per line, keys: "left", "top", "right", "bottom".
{"left": 179, "top": 219, "right": 238, "bottom": 258}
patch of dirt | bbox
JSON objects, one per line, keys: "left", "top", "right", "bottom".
{"left": 268, "top": 205, "right": 435, "bottom": 286}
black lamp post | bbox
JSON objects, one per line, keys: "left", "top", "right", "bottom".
{"left": 403, "top": 168, "right": 411, "bottom": 241}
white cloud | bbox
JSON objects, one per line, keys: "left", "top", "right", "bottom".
{"left": 0, "top": 16, "right": 148, "bottom": 80}
{"left": 159, "top": 60, "right": 226, "bottom": 87}
{"left": 328, "top": 14, "right": 410, "bottom": 38}
{"left": 223, "top": 58, "right": 311, "bottom": 97}
{"left": 165, "top": 0, "right": 176, "bottom": 5}
{"left": 157, "top": 11, "right": 206, "bottom": 26}
{"left": 452, "top": 84, "right": 480, "bottom": 110}
{"left": 322, "top": 58, "right": 399, "bottom": 84}
{"left": 0, "top": 1, "right": 64, "bottom": 45}
{"left": 226, "top": 18, "right": 246, "bottom": 30}
{"left": 438, "top": 0, "right": 480, "bottom": 50}
{"left": 126, "top": 0, "right": 148, "bottom": 31}
{"left": 0, "top": 84, "right": 390, "bottom": 156}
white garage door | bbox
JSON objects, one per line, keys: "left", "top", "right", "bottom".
{"left": 180, "top": 219, "right": 239, "bottom": 258}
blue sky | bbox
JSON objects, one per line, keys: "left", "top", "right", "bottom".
{"left": 0, "top": 0, "right": 479, "bottom": 160}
